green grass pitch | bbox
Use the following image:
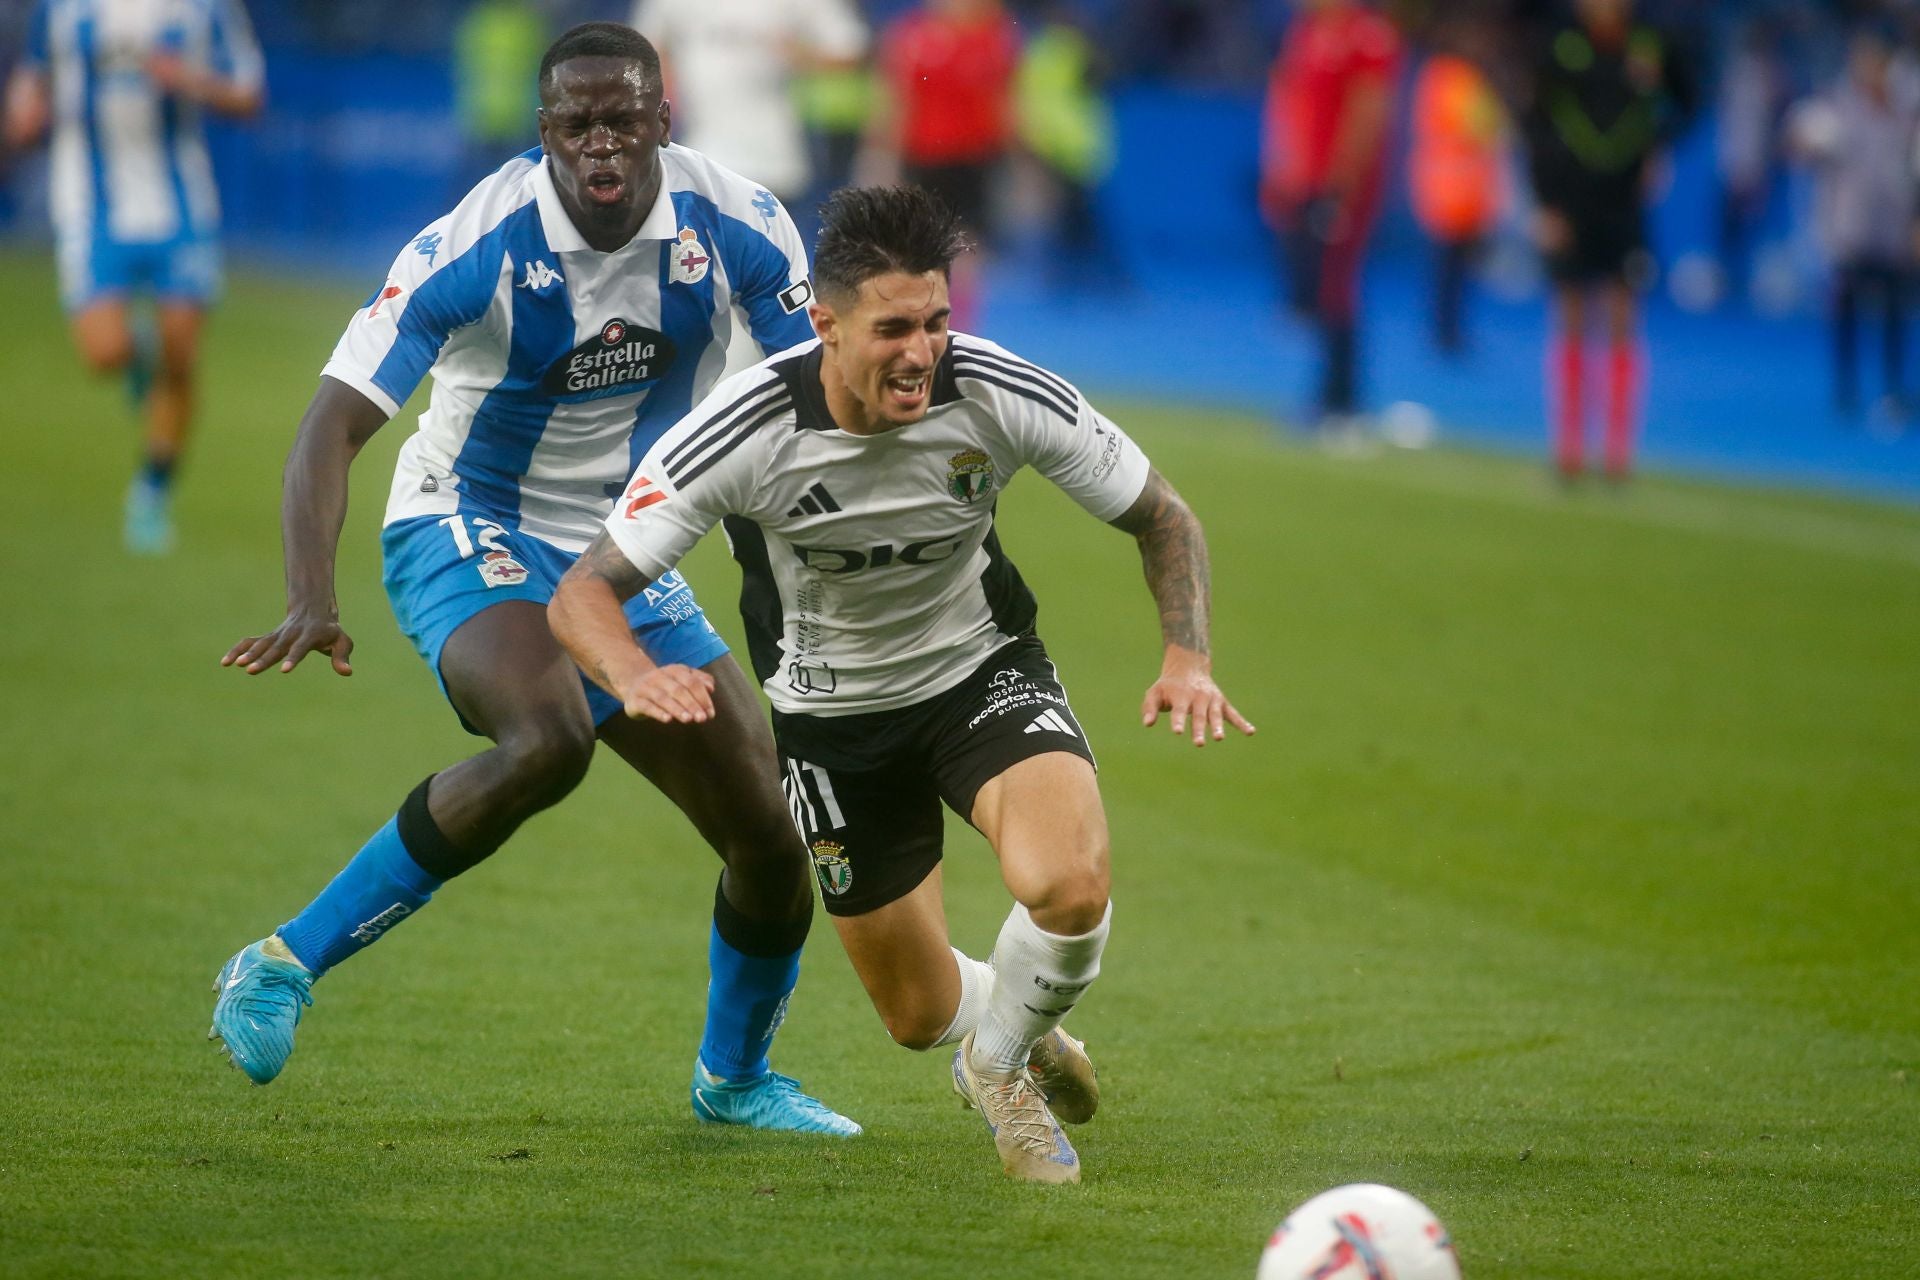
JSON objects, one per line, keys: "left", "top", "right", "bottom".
{"left": 1, "top": 248, "right": 1916, "bottom": 1278}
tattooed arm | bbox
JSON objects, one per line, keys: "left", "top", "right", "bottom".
{"left": 1109, "top": 469, "right": 1255, "bottom": 747}
{"left": 549, "top": 531, "right": 716, "bottom": 724}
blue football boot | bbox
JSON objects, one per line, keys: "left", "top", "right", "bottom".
{"left": 690, "top": 1059, "right": 862, "bottom": 1136}
{"left": 210, "top": 937, "right": 314, "bottom": 1085}
{"left": 123, "top": 476, "right": 175, "bottom": 556}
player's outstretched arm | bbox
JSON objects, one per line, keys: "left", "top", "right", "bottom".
{"left": 1109, "top": 469, "right": 1256, "bottom": 748}
{"left": 223, "top": 376, "right": 386, "bottom": 677}
{"left": 550, "top": 533, "right": 716, "bottom": 725}
{"left": 2, "top": 68, "right": 50, "bottom": 150}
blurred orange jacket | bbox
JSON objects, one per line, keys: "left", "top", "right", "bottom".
{"left": 1409, "top": 53, "right": 1506, "bottom": 241}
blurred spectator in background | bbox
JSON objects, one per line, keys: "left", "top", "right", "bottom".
{"left": 3, "top": 0, "right": 263, "bottom": 553}
{"left": 795, "top": 46, "right": 876, "bottom": 216}
{"left": 1260, "top": 0, "right": 1403, "bottom": 430}
{"left": 1713, "top": 15, "right": 1788, "bottom": 310}
{"left": 1408, "top": 14, "right": 1509, "bottom": 357}
{"left": 631, "top": 0, "right": 868, "bottom": 208}
{"left": 1015, "top": 0, "right": 1119, "bottom": 286}
{"left": 1523, "top": 0, "right": 1694, "bottom": 484}
{"left": 453, "top": 0, "right": 548, "bottom": 189}
{"left": 870, "top": 0, "right": 1021, "bottom": 329}
{"left": 1790, "top": 24, "right": 1920, "bottom": 429}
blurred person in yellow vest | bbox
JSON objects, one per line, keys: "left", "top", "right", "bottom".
{"left": 1408, "top": 16, "right": 1507, "bottom": 357}
{"left": 453, "top": 0, "right": 548, "bottom": 188}
{"left": 1016, "top": 1, "right": 1119, "bottom": 285}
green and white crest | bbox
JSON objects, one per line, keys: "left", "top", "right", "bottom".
{"left": 811, "top": 841, "right": 853, "bottom": 896}
{"left": 947, "top": 448, "right": 995, "bottom": 504}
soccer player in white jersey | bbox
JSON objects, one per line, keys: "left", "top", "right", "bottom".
{"left": 3, "top": 0, "right": 263, "bottom": 553}
{"left": 551, "top": 185, "right": 1255, "bottom": 1182}
{"left": 208, "top": 25, "right": 857, "bottom": 1137}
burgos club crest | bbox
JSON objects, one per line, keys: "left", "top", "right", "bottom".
{"left": 947, "top": 448, "right": 994, "bottom": 504}
{"left": 669, "top": 227, "right": 711, "bottom": 285}
{"left": 811, "top": 840, "right": 852, "bottom": 896}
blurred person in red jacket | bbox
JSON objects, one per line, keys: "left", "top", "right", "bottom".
{"left": 870, "top": 0, "right": 1021, "bottom": 328}
{"left": 1261, "top": 0, "right": 1403, "bottom": 429}
{"left": 1523, "top": 0, "right": 1694, "bottom": 483}
{"left": 1409, "top": 16, "right": 1509, "bottom": 358}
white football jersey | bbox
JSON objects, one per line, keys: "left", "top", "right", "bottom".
{"left": 321, "top": 145, "right": 816, "bottom": 552}
{"left": 604, "top": 333, "right": 1152, "bottom": 715}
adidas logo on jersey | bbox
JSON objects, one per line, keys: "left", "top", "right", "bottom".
{"left": 518, "top": 259, "right": 564, "bottom": 290}
{"left": 1024, "top": 709, "right": 1078, "bottom": 737}
{"left": 786, "top": 483, "right": 843, "bottom": 519}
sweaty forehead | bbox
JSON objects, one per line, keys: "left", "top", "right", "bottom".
{"left": 856, "top": 271, "right": 947, "bottom": 320}
{"left": 543, "top": 56, "right": 659, "bottom": 110}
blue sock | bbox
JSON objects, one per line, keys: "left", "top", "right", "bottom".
{"left": 277, "top": 816, "right": 443, "bottom": 976}
{"left": 700, "top": 925, "right": 801, "bottom": 1081}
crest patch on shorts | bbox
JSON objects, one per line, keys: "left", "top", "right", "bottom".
{"left": 811, "top": 840, "right": 853, "bottom": 896}
{"left": 477, "top": 551, "right": 530, "bottom": 588}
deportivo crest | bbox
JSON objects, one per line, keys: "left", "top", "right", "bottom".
{"left": 477, "top": 551, "right": 529, "bottom": 588}
{"left": 538, "top": 318, "right": 678, "bottom": 398}
{"left": 811, "top": 841, "right": 852, "bottom": 896}
{"left": 669, "top": 227, "right": 711, "bottom": 285}
{"left": 947, "top": 448, "right": 995, "bottom": 504}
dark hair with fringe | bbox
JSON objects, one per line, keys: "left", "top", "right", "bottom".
{"left": 813, "top": 186, "right": 972, "bottom": 305}
{"left": 538, "top": 23, "right": 661, "bottom": 101}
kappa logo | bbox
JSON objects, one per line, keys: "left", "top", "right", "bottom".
{"left": 519, "top": 258, "right": 564, "bottom": 290}
{"left": 412, "top": 231, "right": 443, "bottom": 264}
{"left": 669, "top": 227, "right": 711, "bottom": 285}
{"left": 752, "top": 189, "right": 780, "bottom": 224}
{"left": 1023, "top": 709, "right": 1078, "bottom": 737}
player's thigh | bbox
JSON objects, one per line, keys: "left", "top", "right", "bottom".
{"left": 596, "top": 653, "right": 797, "bottom": 862}
{"left": 68, "top": 299, "right": 133, "bottom": 372}
{"left": 970, "top": 752, "right": 1110, "bottom": 931}
{"left": 154, "top": 302, "right": 205, "bottom": 376}
{"left": 782, "top": 747, "right": 946, "bottom": 922}
{"left": 828, "top": 865, "right": 961, "bottom": 1047}
{"left": 438, "top": 598, "right": 596, "bottom": 745}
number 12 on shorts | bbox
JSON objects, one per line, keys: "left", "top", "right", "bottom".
{"left": 438, "top": 514, "right": 509, "bottom": 558}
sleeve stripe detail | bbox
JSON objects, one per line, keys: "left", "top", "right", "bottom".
{"left": 952, "top": 361, "right": 1078, "bottom": 426}
{"left": 662, "top": 377, "right": 789, "bottom": 470}
{"left": 672, "top": 397, "right": 794, "bottom": 487}
{"left": 952, "top": 340, "right": 1077, "bottom": 406}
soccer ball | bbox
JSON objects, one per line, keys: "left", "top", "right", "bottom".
{"left": 1257, "top": 1183, "right": 1461, "bottom": 1280}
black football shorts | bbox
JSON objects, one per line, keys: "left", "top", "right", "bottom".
{"left": 773, "top": 636, "right": 1098, "bottom": 917}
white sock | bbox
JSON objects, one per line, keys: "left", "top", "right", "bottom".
{"left": 931, "top": 948, "right": 996, "bottom": 1048}
{"left": 970, "top": 902, "right": 1111, "bottom": 1074}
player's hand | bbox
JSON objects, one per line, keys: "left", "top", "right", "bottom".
{"left": 145, "top": 52, "right": 204, "bottom": 99}
{"left": 618, "top": 663, "right": 716, "bottom": 725}
{"left": 1141, "top": 646, "right": 1255, "bottom": 748}
{"left": 222, "top": 610, "right": 356, "bottom": 676}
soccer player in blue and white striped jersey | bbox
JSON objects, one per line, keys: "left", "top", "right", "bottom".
{"left": 209, "top": 24, "right": 856, "bottom": 1135}
{"left": 3, "top": 0, "right": 264, "bottom": 552}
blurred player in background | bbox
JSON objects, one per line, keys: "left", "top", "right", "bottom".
{"left": 870, "top": 0, "right": 1021, "bottom": 330}
{"left": 1261, "top": 0, "right": 1402, "bottom": 431}
{"left": 550, "top": 185, "right": 1254, "bottom": 1183}
{"left": 1408, "top": 15, "right": 1507, "bottom": 358}
{"left": 630, "top": 0, "right": 867, "bottom": 211}
{"left": 1792, "top": 25, "right": 1920, "bottom": 427}
{"left": 1523, "top": 0, "right": 1694, "bottom": 483}
{"left": 3, "top": 0, "right": 263, "bottom": 553}
{"left": 210, "top": 24, "right": 857, "bottom": 1137}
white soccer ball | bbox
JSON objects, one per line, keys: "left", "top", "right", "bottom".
{"left": 1257, "top": 1183, "right": 1461, "bottom": 1280}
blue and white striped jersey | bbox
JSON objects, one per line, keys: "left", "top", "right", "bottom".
{"left": 25, "top": 0, "right": 264, "bottom": 245}
{"left": 322, "top": 145, "right": 817, "bottom": 552}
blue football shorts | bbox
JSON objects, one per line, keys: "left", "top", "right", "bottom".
{"left": 381, "top": 512, "right": 730, "bottom": 734}
{"left": 57, "top": 226, "right": 221, "bottom": 313}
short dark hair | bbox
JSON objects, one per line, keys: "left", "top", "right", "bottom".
{"left": 538, "top": 23, "right": 661, "bottom": 101}
{"left": 813, "top": 186, "right": 972, "bottom": 305}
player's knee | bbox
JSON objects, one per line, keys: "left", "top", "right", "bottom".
{"left": 882, "top": 1005, "right": 951, "bottom": 1053}
{"left": 76, "top": 333, "right": 133, "bottom": 375}
{"left": 1027, "top": 868, "right": 1110, "bottom": 937}
{"left": 498, "top": 718, "right": 595, "bottom": 808}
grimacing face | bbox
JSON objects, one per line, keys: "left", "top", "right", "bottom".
{"left": 813, "top": 270, "right": 951, "bottom": 433}
{"left": 537, "top": 56, "right": 670, "bottom": 237}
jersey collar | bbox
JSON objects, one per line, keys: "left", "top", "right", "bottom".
{"left": 533, "top": 154, "right": 681, "bottom": 254}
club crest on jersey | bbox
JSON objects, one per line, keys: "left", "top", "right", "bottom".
{"left": 810, "top": 841, "right": 852, "bottom": 896}
{"left": 669, "top": 228, "right": 711, "bottom": 285}
{"left": 476, "top": 550, "right": 529, "bottom": 588}
{"left": 539, "top": 318, "right": 678, "bottom": 398}
{"left": 947, "top": 449, "right": 995, "bottom": 504}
